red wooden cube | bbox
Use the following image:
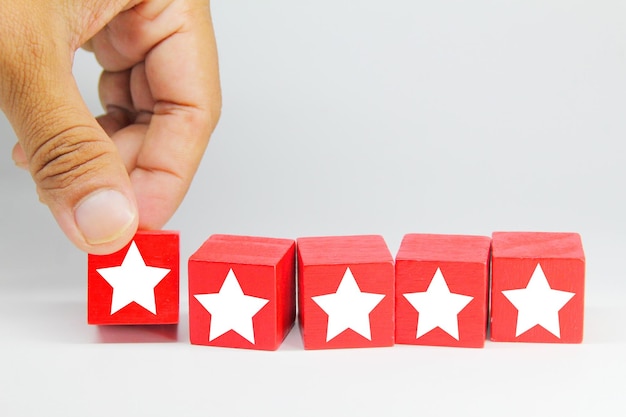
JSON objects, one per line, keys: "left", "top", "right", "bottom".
{"left": 395, "top": 234, "right": 491, "bottom": 348}
{"left": 188, "top": 234, "right": 296, "bottom": 350}
{"left": 297, "top": 235, "right": 394, "bottom": 350}
{"left": 490, "top": 231, "right": 585, "bottom": 343}
{"left": 88, "top": 230, "right": 180, "bottom": 325}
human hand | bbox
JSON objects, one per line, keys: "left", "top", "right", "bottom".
{"left": 0, "top": 0, "right": 221, "bottom": 255}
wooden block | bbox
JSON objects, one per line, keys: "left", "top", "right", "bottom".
{"left": 188, "top": 234, "right": 296, "bottom": 350}
{"left": 88, "top": 231, "right": 180, "bottom": 325}
{"left": 490, "top": 231, "right": 585, "bottom": 343}
{"left": 297, "top": 235, "right": 394, "bottom": 350}
{"left": 395, "top": 234, "right": 491, "bottom": 348}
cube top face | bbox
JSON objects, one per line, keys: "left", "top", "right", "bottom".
{"left": 492, "top": 232, "right": 584, "bottom": 261}
{"left": 88, "top": 231, "right": 180, "bottom": 325}
{"left": 395, "top": 234, "right": 491, "bottom": 348}
{"left": 188, "top": 235, "right": 296, "bottom": 351}
{"left": 297, "top": 235, "right": 395, "bottom": 350}
{"left": 297, "top": 235, "right": 393, "bottom": 265}
{"left": 396, "top": 234, "right": 492, "bottom": 264}
{"left": 209, "top": 234, "right": 294, "bottom": 247}
{"left": 190, "top": 235, "right": 295, "bottom": 266}
{"left": 490, "top": 232, "right": 585, "bottom": 343}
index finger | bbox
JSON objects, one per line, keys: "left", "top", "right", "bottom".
{"left": 130, "top": 0, "right": 222, "bottom": 229}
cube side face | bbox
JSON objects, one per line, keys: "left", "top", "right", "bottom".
{"left": 396, "top": 260, "right": 488, "bottom": 348}
{"left": 274, "top": 242, "right": 297, "bottom": 345}
{"left": 297, "top": 247, "right": 306, "bottom": 333}
{"left": 189, "top": 260, "right": 280, "bottom": 350}
{"left": 395, "top": 234, "right": 490, "bottom": 348}
{"left": 300, "top": 262, "right": 395, "bottom": 350}
{"left": 87, "top": 231, "right": 179, "bottom": 325}
{"left": 490, "top": 257, "right": 584, "bottom": 343}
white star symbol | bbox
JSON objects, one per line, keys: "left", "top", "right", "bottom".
{"left": 502, "top": 263, "right": 576, "bottom": 338}
{"left": 311, "top": 267, "right": 386, "bottom": 342}
{"left": 96, "top": 241, "right": 171, "bottom": 315}
{"left": 194, "top": 269, "right": 269, "bottom": 344}
{"left": 403, "top": 268, "right": 474, "bottom": 340}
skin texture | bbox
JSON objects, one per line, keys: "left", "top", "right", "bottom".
{"left": 0, "top": 0, "right": 221, "bottom": 255}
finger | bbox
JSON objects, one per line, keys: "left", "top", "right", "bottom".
{"left": 98, "top": 69, "right": 133, "bottom": 117}
{"left": 89, "top": 0, "right": 186, "bottom": 72}
{"left": 97, "top": 68, "right": 148, "bottom": 172}
{"left": 97, "top": 69, "right": 134, "bottom": 136}
{"left": 99, "top": 122, "right": 148, "bottom": 172}
{"left": 12, "top": 142, "right": 29, "bottom": 169}
{"left": 131, "top": 1, "right": 221, "bottom": 229}
{"left": 130, "top": 62, "right": 156, "bottom": 116}
{"left": 81, "top": 39, "right": 94, "bottom": 52}
{"left": 98, "top": 66, "right": 157, "bottom": 128}
{"left": 1, "top": 50, "right": 139, "bottom": 255}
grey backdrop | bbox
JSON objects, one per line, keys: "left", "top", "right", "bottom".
{"left": 1, "top": 1, "right": 625, "bottom": 416}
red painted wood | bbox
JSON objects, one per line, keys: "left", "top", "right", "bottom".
{"left": 490, "top": 232, "right": 585, "bottom": 343}
{"left": 297, "top": 235, "right": 394, "bottom": 350}
{"left": 188, "top": 234, "right": 296, "bottom": 350}
{"left": 395, "top": 234, "right": 491, "bottom": 348}
{"left": 88, "top": 230, "right": 180, "bottom": 325}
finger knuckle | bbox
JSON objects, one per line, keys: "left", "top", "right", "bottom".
{"left": 30, "top": 125, "right": 111, "bottom": 192}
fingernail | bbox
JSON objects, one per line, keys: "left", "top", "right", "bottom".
{"left": 13, "top": 160, "right": 29, "bottom": 170}
{"left": 75, "top": 190, "right": 136, "bottom": 245}
{"left": 12, "top": 152, "right": 29, "bottom": 169}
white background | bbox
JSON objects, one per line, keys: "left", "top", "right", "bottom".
{"left": 1, "top": 1, "right": 625, "bottom": 415}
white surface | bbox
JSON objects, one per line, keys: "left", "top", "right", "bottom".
{"left": 1, "top": 1, "right": 625, "bottom": 415}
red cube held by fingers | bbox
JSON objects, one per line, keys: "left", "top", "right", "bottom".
{"left": 188, "top": 234, "right": 296, "bottom": 350}
{"left": 490, "top": 231, "right": 585, "bottom": 343}
{"left": 88, "top": 231, "right": 180, "bottom": 325}
{"left": 297, "top": 235, "right": 395, "bottom": 350}
{"left": 395, "top": 234, "right": 491, "bottom": 348}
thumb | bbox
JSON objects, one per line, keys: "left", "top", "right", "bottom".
{"left": 1, "top": 49, "right": 138, "bottom": 255}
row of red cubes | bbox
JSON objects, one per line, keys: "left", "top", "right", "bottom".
{"left": 87, "top": 231, "right": 585, "bottom": 350}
